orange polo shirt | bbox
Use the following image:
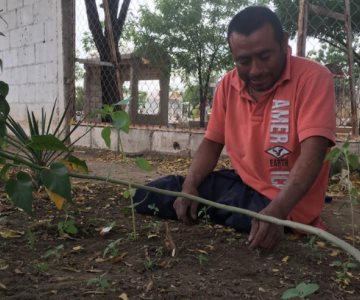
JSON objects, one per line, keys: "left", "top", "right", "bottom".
{"left": 205, "top": 50, "right": 336, "bottom": 227}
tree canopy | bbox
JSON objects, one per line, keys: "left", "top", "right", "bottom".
{"left": 274, "top": 0, "right": 360, "bottom": 67}
{"left": 127, "top": 0, "right": 249, "bottom": 126}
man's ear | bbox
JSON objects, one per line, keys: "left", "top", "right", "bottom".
{"left": 282, "top": 31, "right": 290, "bottom": 51}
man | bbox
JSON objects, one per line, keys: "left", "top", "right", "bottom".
{"left": 134, "top": 6, "right": 336, "bottom": 250}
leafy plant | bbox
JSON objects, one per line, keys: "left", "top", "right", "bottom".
{"left": 281, "top": 282, "right": 319, "bottom": 299}
{"left": 197, "top": 253, "right": 208, "bottom": 265}
{"left": 330, "top": 260, "right": 358, "bottom": 286}
{"left": 0, "top": 81, "right": 90, "bottom": 215}
{"left": 87, "top": 272, "right": 111, "bottom": 292}
{"left": 148, "top": 203, "right": 159, "bottom": 216}
{"left": 103, "top": 238, "right": 123, "bottom": 258}
{"left": 43, "top": 244, "right": 64, "bottom": 261}
{"left": 100, "top": 98, "right": 152, "bottom": 238}
{"left": 326, "top": 141, "right": 359, "bottom": 243}
{"left": 58, "top": 216, "right": 78, "bottom": 236}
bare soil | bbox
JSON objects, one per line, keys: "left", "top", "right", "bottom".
{"left": 0, "top": 148, "right": 359, "bottom": 299}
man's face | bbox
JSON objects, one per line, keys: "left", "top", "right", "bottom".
{"left": 229, "top": 23, "right": 288, "bottom": 92}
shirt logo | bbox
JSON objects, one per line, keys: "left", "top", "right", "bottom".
{"left": 266, "top": 146, "right": 291, "bottom": 159}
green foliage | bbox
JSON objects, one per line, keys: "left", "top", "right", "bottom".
{"left": 127, "top": 0, "right": 247, "bottom": 125}
{"left": 43, "top": 244, "right": 64, "bottom": 261}
{"left": 281, "top": 282, "right": 319, "bottom": 299}
{"left": 274, "top": 0, "right": 360, "bottom": 67}
{"left": 5, "top": 172, "right": 33, "bottom": 215}
{"left": 330, "top": 260, "right": 358, "bottom": 286}
{"left": 58, "top": 217, "right": 78, "bottom": 236}
{"left": 135, "top": 157, "right": 152, "bottom": 172}
{"left": 0, "top": 83, "right": 89, "bottom": 215}
{"left": 147, "top": 203, "right": 159, "bottom": 216}
{"left": 87, "top": 273, "right": 111, "bottom": 292}
{"left": 103, "top": 238, "right": 123, "bottom": 258}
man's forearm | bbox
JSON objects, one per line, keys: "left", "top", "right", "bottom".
{"left": 271, "top": 136, "right": 331, "bottom": 218}
{"left": 182, "top": 138, "right": 224, "bottom": 191}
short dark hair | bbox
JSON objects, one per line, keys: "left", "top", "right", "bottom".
{"left": 227, "top": 6, "right": 284, "bottom": 45}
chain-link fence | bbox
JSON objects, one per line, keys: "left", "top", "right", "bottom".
{"left": 74, "top": 0, "right": 360, "bottom": 129}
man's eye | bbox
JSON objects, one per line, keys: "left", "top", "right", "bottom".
{"left": 235, "top": 59, "right": 250, "bottom": 66}
{"left": 259, "top": 54, "right": 270, "bottom": 60}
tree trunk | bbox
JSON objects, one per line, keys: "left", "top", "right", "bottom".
{"left": 85, "top": 0, "right": 131, "bottom": 106}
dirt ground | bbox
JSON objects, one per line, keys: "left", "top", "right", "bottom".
{"left": 0, "top": 147, "right": 359, "bottom": 299}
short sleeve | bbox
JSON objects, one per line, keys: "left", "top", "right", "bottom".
{"left": 296, "top": 69, "right": 336, "bottom": 145}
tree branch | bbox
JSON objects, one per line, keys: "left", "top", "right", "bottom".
{"left": 84, "top": 0, "right": 108, "bottom": 57}
{"left": 114, "top": 0, "right": 131, "bottom": 43}
{"left": 1, "top": 150, "right": 360, "bottom": 263}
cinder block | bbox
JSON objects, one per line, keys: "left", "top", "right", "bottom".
{"left": 35, "top": 41, "right": 55, "bottom": 63}
{"left": 0, "top": 34, "right": 10, "bottom": 51}
{"left": 28, "top": 22, "right": 45, "bottom": 43}
{"left": 35, "top": 82, "right": 57, "bottom": 103}
{"left": 33, "top": 0, "right": 54, "bottom": 23}
{"left": 152, "top": 130, "right": 190, "bottom": 155}
{"left": 44, "top": 19, "right": 55, "bottom": 42}
{"left": 17, "top": 4, "right": 34, "bottom": 26}
{"left": 18, "top": 83, "right": 36, "bottom": 103}
{"left": 12, "top": 66, "right": 27, "bottom": 84}
{"left": 7, "top": 83, "right": 19, "bottom": 103}
{"left": 1, "top": 48, "right": 18, "bottom": 69}
{"left": 120, "top": 128, "right": 151, "bottom": 155}
{"left": 18, "top": 45, "right": 35, "bottom": 65}
{"left": 7, "top": 0, "right": 23, "bottom": 11}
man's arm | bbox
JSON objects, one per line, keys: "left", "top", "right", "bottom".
{"left": 173, "top": 137, "right": 224, "bottom": 223}
{"left": 249, "top": 136, "right": 330, "bottom": 250}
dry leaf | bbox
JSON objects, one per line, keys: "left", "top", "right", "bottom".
{"left": 72, "top": 246, "right": 84, "bottom": 252}
{"left": 86, "top": 269, "right": 103, "bottom": 273}
{"left": 316, "top": 241, "right": 326, "bottom": 248}
{"left": 119, "top": 293, "right": 129, "bottom": 300}
{"left": 45, "top": 188, "right": 65, "bottom": 210}
{"left": 0, "top": 229, "right": 24, "bottom": 238}
{"left": 281, "top": 256, "right": 289, "bottom": 263}
{"left": 329, "top": 249, "right": 340, "bottom": 257}
{"left": 0, "top": 282, "right": 6, "bottom": 290}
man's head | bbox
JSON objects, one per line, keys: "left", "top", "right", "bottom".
{"left": 227, "top": 6, "right": 289, "bottom": 92}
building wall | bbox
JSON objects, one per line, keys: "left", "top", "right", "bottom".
{"left": 0, "top": 0, "right": 66, "bottom": 126}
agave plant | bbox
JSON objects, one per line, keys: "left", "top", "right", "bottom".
{"left": 5, "top": 100, "right": 86, "bottom": 167}
{"left": 0, "top": 81, "right": 89, "bottom": 215}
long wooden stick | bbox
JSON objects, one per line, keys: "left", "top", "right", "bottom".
{"left": 0, "top": 150, "right": 359, "bottom": 262}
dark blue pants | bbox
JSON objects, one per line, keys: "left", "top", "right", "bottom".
{"left": 133, "top": 170, "right": 271, "bottom": 233}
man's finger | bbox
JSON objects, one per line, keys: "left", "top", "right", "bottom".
{"left": 248, "top": 219, "right": 259, "bottom": 242}
{"left": 190, "top": 202, "right": 199, "bottom": 220}
{"left": 249, "top": 221, "right": 268, "bottom": 249}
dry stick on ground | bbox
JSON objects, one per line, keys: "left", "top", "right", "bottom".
{"left": 69, "top": 172, "right": 360, "bottom": 263}
{"left": 0, "top": 150, "right": 359, "bottom": 263}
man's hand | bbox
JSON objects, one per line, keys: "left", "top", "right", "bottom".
{"left": 248, "top": 203, "right": 285, "bottom": 250}
{"left": 173, "top": 187, "right": 199, "bottom": 224}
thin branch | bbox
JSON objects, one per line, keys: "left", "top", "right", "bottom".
{"left": 0, "top": 149, "right": 359, "bottom": 263}
{"left": 114, "top": 0, "right": 131, "bottom": 43}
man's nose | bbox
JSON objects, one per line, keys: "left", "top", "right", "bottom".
{"left": 249, "top": 59, "right": 264, "bottom": 78}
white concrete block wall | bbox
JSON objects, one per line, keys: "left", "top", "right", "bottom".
{"left": 0, "top": 0, "right": 63, "bottom": 126}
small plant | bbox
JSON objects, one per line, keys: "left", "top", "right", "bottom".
{"left": 330, "top": 260, "right": 358, "bottom": 286}
{"left": 197, "top": 206, "right": 210, "bottom": 222}
{"left": 57, "top": 217, "right": 78, "bottom": 236}
{"left": 148, "top": 203, "right": 159, "bottom": 216}
{"left": 144, "top": 256, "right": 155, "bottom": 271}
{"left": 43, "top": 244, "right": 64, "bottom": 261}
{"left": 100, "top": 99, "right": 152, "bottom": 239}
{"left": 34, "top": 262, "right": 49, "bottom": 273}
{"left": 197, "top": 253, "right": 209, "bottom": 265}
{"left": 25, "top": 228, "right": 36, "bottom": 249}
{"left": 87, "top": 272, "right": 111, "bottom": 292}
{"left": 155, "top": 246, "right": 164, "bottom": 258}
{"left": 326, "top": 141, "right": 359, "bottom": 243}
{"left": 281, "top": 282, "right": 319, "bottom": 299}
{"left": 103, "top": 238, "right": 122, "bottom": 258}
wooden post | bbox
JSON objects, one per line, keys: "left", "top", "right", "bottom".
{"left": 103, "top": 0, "right": 123, "bottom": 102}
{"left": 344, "top": 0, "right": 358, "bottom": 135}
{"left": 297, "top": 0, "right": 308, "bottom": 57}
